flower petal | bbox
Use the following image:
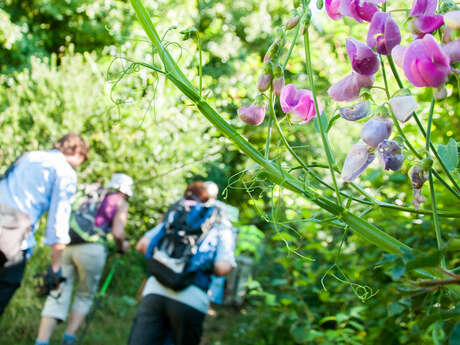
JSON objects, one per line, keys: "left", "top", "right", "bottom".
{"left": 346, "top": 38, "right": 379, "bottom": 75}
{"left": 341, "top": 144, "right": 375, "bottom": 181}
{"left": 389, "top": 95, "right": 418, "bottom": 122}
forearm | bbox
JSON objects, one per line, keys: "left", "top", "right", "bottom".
{"left": 50, "top": 243, "right": 66, "bottom": 271}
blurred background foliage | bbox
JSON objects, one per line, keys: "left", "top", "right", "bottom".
{"left": 0, "top": 0, "right": 459, "bottom": 344}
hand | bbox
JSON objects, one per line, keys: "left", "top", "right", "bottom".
{"left": 121, "top": 240, "right": 131, "bottom": 253}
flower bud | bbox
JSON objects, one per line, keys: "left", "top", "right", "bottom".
{"left": 377, "top": 140, "right": 404, "bottom": 171}
{"left": 264, "top": 40, "right": 281, "bottom": 63}
{"left": 286, "top": 9, "right": 300, "bottom": 30}
{"left": 408, "top": 164, "right": 429, "bottom": 209}
{"left": 272, "top": 64, "right": 285, "bottom": 96}
{"left": 293, "top": 0, "right": 301, "bottom": 8}
{"left": 440, "top": 0, "right": 457, "bottom": 14}
{"left": 257, "top": 63, "right": 273, "bottom": 92}
{"left": 316, "top": 0, "right": 324, "bottom": 10}
{"left": 360, "top": 116, "right": 392, "bottom": 148}
{"left": 238, "top": 99, "right": 267, "bottom": 126}
{"left": 341, "top": 143, "right": 376, "bottom": 182}
{"left": 338, "top": 101, "right": 371, "bottom": 121}
{"left": 444, "top": 11, "right": 460, "bottom": 30}
{"left": 388, "top": 95, "right": 418, "bottom": 123}
{"left": 434, "top": 86, "right": 448, "bottom": 101}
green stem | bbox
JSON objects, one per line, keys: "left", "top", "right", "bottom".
{"left": 282, "top": 15, "right": 302, "bottom": 70}
{"left": 426, "top": 97, "right": 442, "bottom": 251}
{"left": 265, "top": 93, "right": 274, "bottom": 160}
{"left": 304, "top": 26, "right": 342, "bottom": 206}
{"left": 198, "top": 33, "right": 203, "bottom": 98}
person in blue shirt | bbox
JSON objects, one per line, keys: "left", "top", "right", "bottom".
{"left": 0, "top": 133, "right": 89, "bottom": 315}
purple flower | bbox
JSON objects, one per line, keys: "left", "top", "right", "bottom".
{"left": 339, "top": 0, "right": 379, "bottom": 23}
{"left": 238, "top": 104, "right": 266, "bottom": 126}
{"left": 326, "top": 0, "right": 383, "bottom": 22}
{"left": 409, "top": 0, "right": 444, "bottom": 36}
{"left": 444, "top": 10, "right": 460, "bottom": 30}
{"left": 391, "top": 45, "right": 407, "bottom": 68}
{"left": 346, "top": 38, "right": 380, "bottom": 76}
{"left": 341, "top": 143, "right": 376, "bottom": 181}
{"left": 360, "top": 116, "right": 392, "bottom": 148}
{"left": 325, "top": 0, "right": 343, "bottom": 20}
{"left": 328, "top": 72, "right": 375, "bottom": 102}
{"left": 377, "top": 140, "right": 404, "bottom": 171}
{"left": 280, "top": 84, "right": 320, "bottom": 123}
{"left": 388, "top": 95, "right": 418, "bottom": 122}
{"left": 339, "top": 101, "right": 371, "bottom": 121}
{"left": 408, "top": 165, "right": 429, "bottom": 209}
{"left": 367, "top": 12, "right": 402, "bottom": 55}
{"left": 443, "top": 39, "right": 460, "bottom": 63}
{"left": 402, "top": 34, "right": 450, "bottom": 87}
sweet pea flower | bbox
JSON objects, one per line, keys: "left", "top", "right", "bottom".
{"left": 346, "top": 38, "right": 379, "bottom": 76}
{"left": 377, "top": 140, "right": 404, "bottom": 171}
{"left": 360, "top": 116, "right": 392, "bottom": 148}
{"left": 325, "top": 0, "right": 343, "bottom": 20}
{"left": 339, "top": 0, "right": 379, "bottom": 23}
{"left": 408, "top": 164, "right": 429, "bottom": 209}
{"left": 341, "top": 143, "right": 376, "bottom": 181}
{"left": 367, "top": 12, "right": 401, "bottom": 55}
{"left": 280, "top": 84, "right": 320, "bottom": 123}
{"left": 443, "top": 39, "right": 460, "bottom": 63}
{"left": 388, "top": 95, "right": 418, "bottom": 122}
{"left": 238, "top": 99, "right": 267, "bottom": 126}
{"left": 328, "top": 72, "right": 375, "bottom": 102}
{"left": 444, "top": 10, "right": 460, "bottom": 30}
{"left": 326, "top": 0, "right": 383, "bottom": 22}
{"left": 402, "top": 34, "right": 451, "bottom": 87}
{"left": 339, "top": 101, "right": 371, "bottom": 121}
{"left": 391, "top": 45, "right": 407, "bottom": 68}
{"left": 409, "top": 0, "right": 444, "bottom": 36}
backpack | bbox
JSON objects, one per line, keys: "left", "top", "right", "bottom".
{"left": 146, "top": 200, "right": 217, "bottom": 291}
{"left": 68, "top": 183, "right": 109, "bottom": 245}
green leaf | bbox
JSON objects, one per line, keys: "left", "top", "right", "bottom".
{"left": 388, "top": 302, "right": 405, "bottom": 317}
{"left": 406, "top": 250, "right": 444, "bottom": 270}
{"left": 313, "top": 111, "right": 328, "bottom": 134}
{"left": 391, "top": 263, "right": 405, "bottom": 280}
{"left": 326, "top": 114, "right": 340, "bottom": 133}
{"left": 438, "top": 138, "right": 458, "bottom": 172}
{"left": 449, "top": 322, "right": 460, "bottom": 345}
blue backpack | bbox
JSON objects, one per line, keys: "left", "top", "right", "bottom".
{"left": 146, "top": 200, "right": 216, "bottom": 291}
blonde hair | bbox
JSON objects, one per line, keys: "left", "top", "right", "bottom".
{"left": 53, "top": 133, "right": 89, "bottom": 160}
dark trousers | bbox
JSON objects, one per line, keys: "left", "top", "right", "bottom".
{"left": 0, "top": 257, "right": 26, "bottom": 315}
{"left": 128, "top": 294, "right": 206, "bottom": 345}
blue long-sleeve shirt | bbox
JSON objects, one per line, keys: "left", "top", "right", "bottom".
{"left": 0, "top": 149, "right": 77, "bottom": 250}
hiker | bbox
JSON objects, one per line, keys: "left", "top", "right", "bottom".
{"left": 129, "top": 181, "right": 236, "bottom": 345}
{"left": 35, "top": 173, "right": 133, "bottom": 345}
{"left": 0, "top": 133, "right": 89, "bottom": 316}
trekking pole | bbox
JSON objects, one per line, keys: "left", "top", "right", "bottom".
{"left": 76, "top": 257, "right": 121, "bottom": 345}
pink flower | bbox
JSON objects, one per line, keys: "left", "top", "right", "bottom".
{"left": 402, "top": 34, "right": 450, "bottom": 87}
{"left": 391, "top": 45, "right": 407, "bottom": 68}
{"left": 328, "top": 72, "right": 375, "bottom": 102}
{"left": 339, "top": 0, "right": 379, "bottom": 23}
{"left": 409, "top": 0, "right": 444, "bottom": 36}
{"left": 238, "top": 104, "right": 266, "bottom": 126}
{"left": 367, "top": 12, "right": 401, "bottom": 55}
{"left": 280, "top": 84, "right": 320, "bottom": 123}
{"left": 326, "top": 0, "right": 383, "bottom": 22}
{"left": 325, "top": 0, "right": 343, "bottom": 20}
{"left": 443, "top": 39, "right": 460, "bottom": 63}
{"left": 346, "top": 38, "right": 379, "bottom": 76}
